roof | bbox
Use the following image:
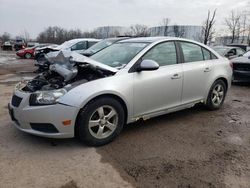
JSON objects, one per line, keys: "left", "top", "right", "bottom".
{"left": 119, "top": 36, "right": 191, "bottom": 43}
{"left": 68, "top": 38, "right": 100, "bottom": 43}
{"left": 213, "top": 46, "right": 240, "bottom": 49}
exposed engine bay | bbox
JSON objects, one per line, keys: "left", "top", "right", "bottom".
{"left": 21, "top": 51, "right": 116, "bottom": 92}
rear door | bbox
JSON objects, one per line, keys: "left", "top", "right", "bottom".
{"left": 179, "top": 41, "right": 209, "bottom": 104}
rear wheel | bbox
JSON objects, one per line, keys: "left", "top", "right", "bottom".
{"left": 76, "top": 97, "right": 125, "bottom": 146}
{"left": 205, "top": 80, "right": 227, "bottom": 110}
{"left": 25, "top": 53, "right": 32, "bottom": 59}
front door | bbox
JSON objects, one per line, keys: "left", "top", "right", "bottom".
{"left": 133, "top": 41, "right": 183, "bottom": 118}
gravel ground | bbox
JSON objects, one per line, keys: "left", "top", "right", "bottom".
{"left": 0, "top": 50, "right": 250, "bottom": 188}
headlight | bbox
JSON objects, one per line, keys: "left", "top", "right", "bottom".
{"left": 29, "top": 89, "right": 67, "bottom": 106}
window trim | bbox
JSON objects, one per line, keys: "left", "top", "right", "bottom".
{"left": 129, "top": 40, "right": 181, "bottom": 73}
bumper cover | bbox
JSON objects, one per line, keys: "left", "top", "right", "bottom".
{"left": 8, "top": 89, "right": 79, "bottom": 138}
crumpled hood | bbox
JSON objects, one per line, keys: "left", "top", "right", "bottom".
{"left": 46, "top": 50, "right": 118, "bottom": 73}
{"left": 231, "top": 56, "right": 250, "bottom": 64}
{"left": 36, "top": 45, "right": 59, "bottom": 51}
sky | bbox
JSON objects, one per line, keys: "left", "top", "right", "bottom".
{"left": 0, "top": 0, "right": 249, "bottom": 38}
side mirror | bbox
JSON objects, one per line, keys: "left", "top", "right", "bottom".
{"left": 238, "top": 54, "right": 243, "bottom": 57}
{"left": 137, "top": 59, "right": 159, "bottom": 72}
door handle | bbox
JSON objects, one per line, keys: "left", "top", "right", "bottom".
{"left": 204, "top": 67, "right": 211, "bottom": 72}
{"left": 171, "top": 74, "right": 181, "bottom": 79}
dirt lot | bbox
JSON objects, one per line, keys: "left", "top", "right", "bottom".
{"left": 0, "top": 50, "right": 250, "bottom": 188}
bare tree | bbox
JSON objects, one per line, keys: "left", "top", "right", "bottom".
{"left": 130, "top": 24, "right": 150, "bottom": 37}
{"left": 173, "top": 25, "right": 185, "bottom": 37}
{"left": 202, "top": 9, "right": 216, "bottom": 45}
{"left": 23, "top": 30, "right": 30, "bottom": 42}
{"left": 37, "top": 26, "right": 87, "bottom": 44}
{"left": 240, "top": 14, "right": 247, "bottom": 43}
{"left": 0, "top": 32, "right": 11, "bottom": 42}
{"left": 225, "top": 10, "right": 241, "bottom": 43}
{"left": 162, "top": 18, "right": 170, "bottom": 36}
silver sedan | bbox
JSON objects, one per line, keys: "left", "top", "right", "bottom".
{"left": 9, "top": 37, "right": 232, "bottom": 146}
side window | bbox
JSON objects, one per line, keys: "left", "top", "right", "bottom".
{"left": 71, "top": 41, "right": 87, "bottom": 51}
{"left": 236, "top": 48, "right": 245, "bottom": 55}
{"left": 142, "top": 42, "right": 177, "bottom": 66}
{"left": 88, "top": 41, "right": 98, "bottom": 48}
{"left": 180, "top": 42, "right": 203, "bottom": 62}
{"left": 228, "top": 49, "right": 236, "bottom": 55}
{"left": 202, "top": 48, "right": 211, "bottom": 60}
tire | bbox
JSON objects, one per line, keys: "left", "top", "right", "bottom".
{"left": 205, "top": 79, "right": 227, "bottom": 110}
{"left": 25, "top": 53, "right": 32, "bottom": 59}
{"left": 76, "top": 97, "right": 125, "bottom": 146}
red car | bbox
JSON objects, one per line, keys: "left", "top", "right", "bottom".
{"left": 16, "top": 44, "right": 51, "bottom": 59}
{"left": 16, "top": 47, "right": 35, "bottom": 59}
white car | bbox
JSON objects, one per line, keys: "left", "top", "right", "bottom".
{"left": 34, "top": 38, "right": 100, "bottom": 61}
{"left": 9, "top": 37, "right": 232, "bottom": 146}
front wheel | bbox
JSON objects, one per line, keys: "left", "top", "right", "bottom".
{"left": 76, "top": 97, "right": 125, "bottom": 146}
{"left": 205, "top": 80, "right": 227, "bottom": 110}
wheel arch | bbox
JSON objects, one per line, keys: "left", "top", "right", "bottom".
{"left": 75, "top": 93, "right": 129, "bottom": 136}
{"left": 204, "top": 76, "right": 229, "bottom": 104}
{"left": 214, "top": 77, "right": 228, "bottom": 91}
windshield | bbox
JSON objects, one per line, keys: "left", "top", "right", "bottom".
{"left": 91, "top": 42, "right": 148, "bottom": 67}
{"left": 243, "top": 51, "right": 250, "bottom": 57}
{"left": 91, "top": 42, "right": 148, "bottom": 68}
{"left": 84, "top": 40, "right": 115, "bottom": 54}
{"left": 212, "top": 47, "right": 228, "bottom": 56}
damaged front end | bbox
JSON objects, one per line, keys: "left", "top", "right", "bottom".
{"left": 18, "top": 51, "right": 117, "bottom": 105}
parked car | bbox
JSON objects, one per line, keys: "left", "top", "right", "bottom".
{"left": 227, "top": 44, "right": 250, "bottom": 51}
{"left": 16, "top": 43, "right": 55, "bottom": 59}
{"left": 82, "top": 37, "right": 130, "bottom": 57}
{"left": 2, "top": 41, "right": 13, "bottom": 51}
{"left": 8, "top": 37, "right": 232, "bottom": 146}
{"left": 34, "top": 38, "right": 100, "bottom": 72}
{"left": 231, "top": 51, "right": 250, "bottom": 82}
{"left": 212, "top": 46, "right": 245, "bottom": 59}
{"left": 34, "top": 38, "right": 100, "bottom": 62}
{"left": 14, "top": 39, "right": 26, "bottom": 51}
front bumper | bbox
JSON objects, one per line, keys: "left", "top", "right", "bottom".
{"left": 16, "top": 53, "right": 25, "bottom": 58}
{"left": 8, "top": 89, "right": 79, "bottom": 138}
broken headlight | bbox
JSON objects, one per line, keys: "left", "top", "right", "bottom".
{"left": 29, "top": 89, "right": 67, "bottom": 106}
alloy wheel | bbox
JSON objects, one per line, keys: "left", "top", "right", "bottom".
{"left": 88, "top": 105, "right": 118, "bottom": 139}
{"left": 211, "top": 84, "right": 224, "bottom": 106}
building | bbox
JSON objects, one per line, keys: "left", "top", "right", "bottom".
{"left": 149, "top": 25, "right": 202, "bottom": 41}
